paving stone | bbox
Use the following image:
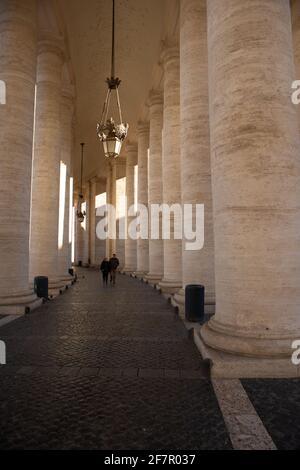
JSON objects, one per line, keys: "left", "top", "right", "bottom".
{"left": 242, "top": 379, "right": 300, "bottom": 450}
{"left": 0, "top": 268, "right": 231, "bottom": 450}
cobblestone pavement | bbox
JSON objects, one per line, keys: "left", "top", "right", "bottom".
{"left": 242, "top": 379, "right": 300, "bottom": 450}
{"left": 0, "top": 269, "right": 232, "bottom": 450}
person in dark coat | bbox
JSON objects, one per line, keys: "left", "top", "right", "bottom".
{"left": 100, "top": 257, "right": 110, "bottom": 286}
{"left": 109, "top": 253, "right": 119, "bottom": 285}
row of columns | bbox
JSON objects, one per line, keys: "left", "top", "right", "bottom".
{"left": 119, "top": 0, "right": 300, "bottom": 377}
{"left": 0, "top": 0, "right": 75, "bottom": 313}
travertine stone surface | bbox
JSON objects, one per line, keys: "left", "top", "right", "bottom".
{"left": 200, "top": 0, "right": 300, "bottom": 377}
{"left": 123, "top": 143, "right": 138, "bottom": 273}
{"left": 106, "top": 160, "right": 117, "bottom": 258}
{"left": 173, "top": 0, "right": 215, "bottom": 313}
{"left": 30, "top": 33, "right": 65, "bottom": 293}
{"left": 58, "top": 86, "right": 74, "bottom": 282}
{"left": 158, "top": 46, "right": 182, "bottom": 295}
{"left": 89, "top": 177, "right": 97, "bottom": 266}
{"left": 0, "top": 0, "right": 41, "bottom": 314}
{"left": 136, "top": 122, "right": 150, "bottom": 277}
{"left": 292, "top": 0, "right": 300, "bottom": 130}
{"left": 144, "top": 91, "right": 164, "bottom": 285}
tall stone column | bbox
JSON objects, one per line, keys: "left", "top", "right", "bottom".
{"left": 292, "top": 0, "right": 300, "bottom": 130}
{"left": 136, "top": 122, "right": 150, "bottom": 278}
{"left": 197, "top": 0, "right": 300, "bottom": 378}
{"left": 173, "top": 0, "right": 215, "bottom": 314}
{"left": 30, "top": 33, "right": 65, "bottom": 295}
{"left": 144, "top": 91, "right": 164, "bottom": 285}
{"left": 0, "top": 0, "right": 41, "bottom": 314}
{"left": 123, "top": 143, "right": 138, "bottom": 273}
{"left": 106, "top": 160, "right": 117, "bottom": 258}
{"left": 89, "top": 177, "right": 97, "bottom": 266}
{"left": 58, "top": 85, "right": 74, "bottom": 283}
{"left": 158, "top": 45, "right": 182, "bottom": 296}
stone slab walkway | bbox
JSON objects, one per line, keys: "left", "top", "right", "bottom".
{"left": 0, "top": 269, "right": 232, "bottom": 450}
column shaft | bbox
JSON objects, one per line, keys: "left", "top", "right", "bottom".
{"left": 0, "top": 0, "right": 41, "bottom": 313}
{"left": 123, "top": 143, "right": 138, "bottom": 273}
{"left": 158, "top": 46, "right": 182, "bottom": 295}
{"left": 173, "top": 0, "right": 215, "bottom": 313}
{"left": 30, "top": 34, "right": 65, "bottom": 294}
{"left": 136, "top": 122, "right": 150, "bottom": 277}
{"left": 106, "top": 160, "right": 117, "bottom": 258}
{"left": 58, "top": 87, "right": 74, "bottom": 282}
{"left": 144, "top": 91, "right": 164, "bottom": 285}
{"left": 89, "top": 178, "right": 97, "bottom": 266}
{"left": 198, "top": 0, "right": 300, "bottom": 378}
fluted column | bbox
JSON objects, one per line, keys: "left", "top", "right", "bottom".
{"left": 123, "top": 143, "right": 138, "bottom": 273}
{"left": 292, "top": 0, "right": 300, "bottom": 131}
{"left": 144, "top": 91, "right": 164, "bottom": 285}
{"left": 173, "top": 0, "right": 215, "bottom": 314}
{"left": 136, "top": 122, "right": 150, "bottom": 278}
{"left": 0, "top": 0, "right": 41, "bottom": 314}
{"left": 58, "top": 85, "right": 74, "bottom": 283}
{"left": 197, "top": 0, "right": 300, "bottom": 378}
{"left": 106, "top": 160, "right": 117, "bottom": 258}
{"left": 89, "top": 177, "right": 97, "bottom": 266}
{"left": 158, "top": 45, "right": 182, "bottom": 295}
{"left": 30, "top": 33, "right": 65, "bottom": 295}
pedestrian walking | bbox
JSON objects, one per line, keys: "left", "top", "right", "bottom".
{"left": 100, "top": 257, "right": 110, "bottom": 286}
{"left": 109, "top": 253, "right": 119, "bottom": 285}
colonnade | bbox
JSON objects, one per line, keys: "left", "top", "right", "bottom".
{"left": 0, "top": 0, "right": 75, "bottom": 311}
{"left": 112, "top": 0, "right": 300, "bottom": 377}
{"left": 1, "top": 0, "right": 300, "bottom": 377}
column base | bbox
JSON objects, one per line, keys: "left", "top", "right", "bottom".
{"left": 143, "top": 273, "right": 163, "bottom": 286}
{"left": 194, "top": 320, "right": 300, "bottom": 378}
{"left": 172, "top": 288, "right": 216, "bottom": 315}
{"left": 158, "top": 279, "right": 182, "bottom": 297}
{"left": 134, "top": 271, "right": 146, "bottom": 279}
{"left": 48, "top": 278, "right": 67, "bottom": 298}
{"left": 0, "top": 291, "right": 43, "bottom": 316}
{"left": 121, "top": 267, "right": 135, "bottom": 276}
{"left": 59, "top": 275, "right": 74, "bottom": 287}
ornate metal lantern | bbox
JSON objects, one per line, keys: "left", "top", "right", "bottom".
{"left": 97, "top": 0, "right": 128, "bottom": 158}
{"left": 76, "top": 142, "right": 86, "bottom": 222}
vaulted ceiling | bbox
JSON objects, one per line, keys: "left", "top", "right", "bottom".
{"left": 58, "top": 0, "right": 173, "bottom": 184}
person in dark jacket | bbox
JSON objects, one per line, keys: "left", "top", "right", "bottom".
{"left": 109, "top": 254, "right": 119, "bottom": 285}
{"left": 100, "top": 257, "right": 110, "bottom": 286}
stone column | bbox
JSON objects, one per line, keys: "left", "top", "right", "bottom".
{"left": 144, "top": 91, "right": 164, "bottom": 285}
{"left": 135, "top": 122, "right": 150, "bottom": 278}
{"left": 0, "top": 0, "right": 41, "bottom": 314}
{"left": 158, "top": 45, "right": 182, "bottom": 296}
{"left": 58, "top": 85, "right": 74, "bottom": 284}
{"left": 123, "top": 143, "right": 138, "bottom": 273}
{"left": 173, "top": 0, "right": 215, "bottom": 314}
{"left": 106, "top": 160, "right": 117, "bottom": 258}
{"left": 197, "top": 0, "right": 300, "bottom": 378}
{"left": 30, "top": 33, "right": 65, "bottom": 296}
{"left": 89, "top": 177, "right": 97, "bottom": 266}
{"left": 292, "top": 0, "right": 300, "bottom": 131}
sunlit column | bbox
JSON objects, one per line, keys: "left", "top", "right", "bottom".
{"left": 0, "top": 0, "right": 41, "bottom": 314}
{"left": 89, "top": 177, "right": 98, "bottom": 266}
{"left": 58, "top": 84, "right": 74, "bottom": 283}
{"left": 198, "top": 0, "right": 300, "bottom": 378}
{"left": 136, "top": 122, "right": 150, "bottom": 277}
{"left": 144, "top": 90, "right": 164, "bottom": 285}
{"left": 173, "top": 0, "right": 215, "bottom": 314}
{"left": 158, "top": 45, "right": 182, "bottom": 296}
{"left": 123, "top": 143, "right": 138, "bottom": 273}
{"left": 30, "top": 33, "right": 65, "bottom": 295}
{"left": 106, "top": 160, "right": 117, "bottom": 258}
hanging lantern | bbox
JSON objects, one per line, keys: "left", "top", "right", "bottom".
{"left": 76, "top": 142, "right": 86, "bottom": 222}
{"left": 97, "top": 0, "right": 128, "bottom": 158}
